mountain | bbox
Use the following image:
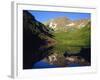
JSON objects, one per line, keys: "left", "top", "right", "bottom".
{"left": 72, "top": 19, "right": 90, "bottom": 28}
{"left": 23, "top": 10, "right": 55, "bottom": 69}
{"left": 23, "top": 11, "right": 91, "bottom": 69}
{"left": 44, "top": 17, "right": 90, "bottom": 32}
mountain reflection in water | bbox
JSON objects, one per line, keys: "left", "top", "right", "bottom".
{"left": 32, "top": 60, "right": 82, "bottom": 69}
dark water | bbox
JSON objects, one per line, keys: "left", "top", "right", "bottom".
{"left": 32, "top": 61, "right": 81, "bottom": 69}
{"left": 33, "top": 61, "right": 59, "bottom": 68}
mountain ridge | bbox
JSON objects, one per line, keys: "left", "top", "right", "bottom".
{"left": 43, "top": 17, "right": 90, "bottom": 32}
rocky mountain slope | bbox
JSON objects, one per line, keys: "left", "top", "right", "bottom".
{"left": 44, "top": 17, "right": 90, "bottom": 32}
{"left": 23, "top": 10, "right": 55, "bottom": 69}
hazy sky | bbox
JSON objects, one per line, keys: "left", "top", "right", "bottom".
{"left": 29, "top": 10, "right": 91, "bottom": 23}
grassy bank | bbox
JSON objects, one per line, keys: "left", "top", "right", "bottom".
{"left": 53, "top": 26, "right": 90, "bottom": 54}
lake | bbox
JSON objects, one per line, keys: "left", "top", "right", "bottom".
{"left": 32, "top": 60, "right": 81, "bottom": 69}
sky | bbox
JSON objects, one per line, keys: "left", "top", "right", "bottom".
{"left": 29, "top": 10, "right": 91, "bottom": 23}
